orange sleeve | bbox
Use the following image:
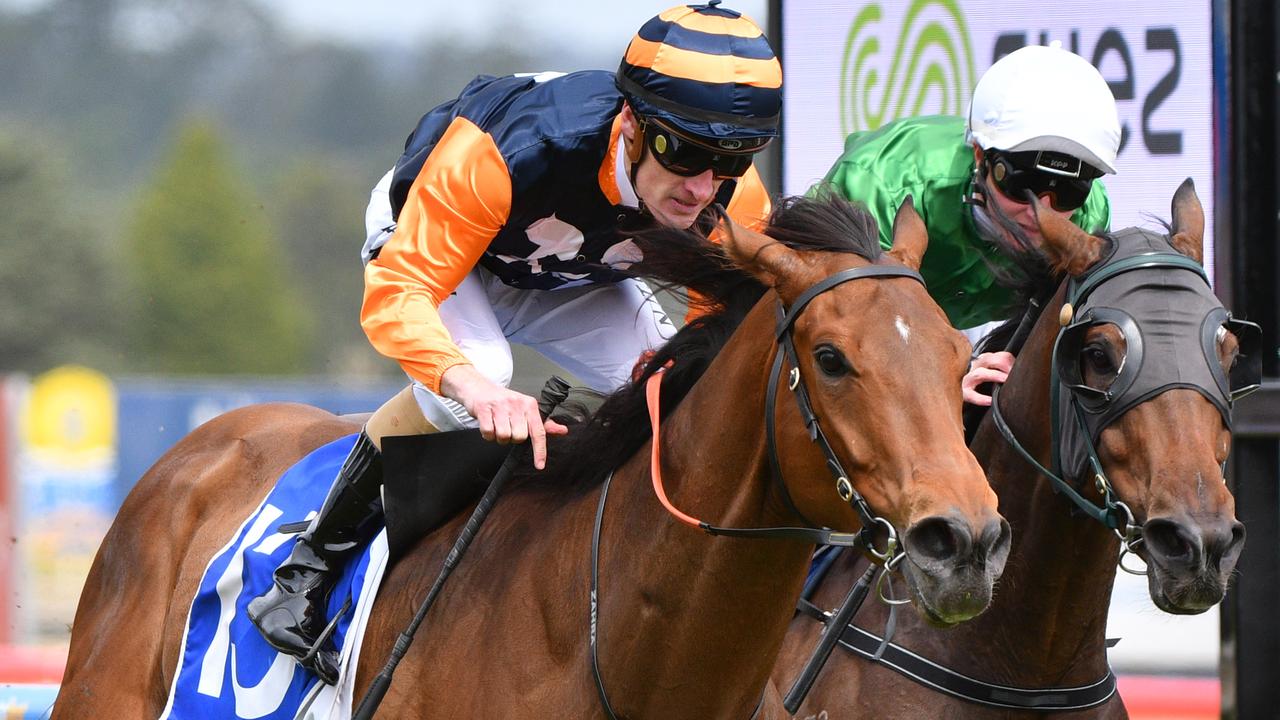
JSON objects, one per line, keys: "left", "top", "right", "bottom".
{"left": 686, "top": 165, "right": 772, "bottom": 322}
{"left": 361, "top": 116, "right": 512, "bottom": 393}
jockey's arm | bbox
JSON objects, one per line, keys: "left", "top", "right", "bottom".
{"left": 360, "top": 117, "right": 567, "bottom": 466}
{"left": 361, "top": 116, "right": 508, "bottom": 395}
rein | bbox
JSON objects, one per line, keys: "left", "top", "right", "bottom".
{"left": 794, "top": 598, "right": 1119, "bottom": 711}
{"left": 644, "top": 369, "right": 861, "bottom": 546}
{"left": 589, "top": 262, "right": 925, "bottom": 719}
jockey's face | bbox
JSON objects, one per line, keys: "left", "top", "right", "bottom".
{"left": 974, "top": 146, "right": 1075, "bottom": 251}
{"left": 621, "top": 105, "right": 725, "bottom": 229}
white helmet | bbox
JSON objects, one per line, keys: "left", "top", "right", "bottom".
{"left": 966, "top": 43, "right": 1121, "bottom": 175}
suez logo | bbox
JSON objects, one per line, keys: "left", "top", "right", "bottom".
{"left": 993, "top": 29, "right": 1184, "bottom": 155}
{"left": 837, "top": 1, "right": 1187, "bottom": 157}
{"left": 837, "top": 0, "right": 977, "bottom": 138}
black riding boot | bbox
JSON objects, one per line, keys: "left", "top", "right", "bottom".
{"left": 247, "top": 430, "right": 384, "bottom": 684}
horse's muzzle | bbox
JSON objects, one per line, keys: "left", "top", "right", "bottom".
{"left": 899, "top": 514, "right": 1012, "bottom": 625}
{"left": 1143, "top": 514, "right": 1245, "bottom": 614}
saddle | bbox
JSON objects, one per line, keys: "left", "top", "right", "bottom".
{"left": 380, "top": 386, "right": 605, "bottom": 556}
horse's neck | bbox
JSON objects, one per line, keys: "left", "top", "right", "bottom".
{"left": 936, "top": 292, "right": 1119, "bottom": 684}
{"left": 597, "top": 296, "right": 815, "bottom": 716}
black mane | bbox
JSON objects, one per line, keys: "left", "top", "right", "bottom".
{"left": 966, "top": 175, "right": 1062, "bottom": 355}
{"left": 518, "top": 192, "right": 885, "bottom": 489}
{"left": 961, "top": 203, "right": 1114, "bottom": 439}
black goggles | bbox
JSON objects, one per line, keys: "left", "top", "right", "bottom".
{"left": 988, "top": 149, "right": 1102, "bottom": 212}
{"left": 642, "top": 119, "right": 767, "bottom": 179}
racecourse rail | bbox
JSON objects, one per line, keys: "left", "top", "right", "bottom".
{"left": 0, "top": 644, "right": 1220, "bottom": 719}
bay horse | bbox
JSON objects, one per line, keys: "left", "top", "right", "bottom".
{"left": 773, "top": 181, "right": 1252, "bottom": 719}
{"left": 53, "top": 194, "right": 1009, "bottom": 719}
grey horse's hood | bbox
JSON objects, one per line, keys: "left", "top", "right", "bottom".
{"left": 1053, "top": 227, "right": 1261, "bottom": 481}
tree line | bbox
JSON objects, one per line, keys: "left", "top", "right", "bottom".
{"left": 0, "top": 0, "right": 596, "bottom": 378}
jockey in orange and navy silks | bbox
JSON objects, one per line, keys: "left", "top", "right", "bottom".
{"left": 361, "top": 68, "right": 773, "bottom": 398}
{"left": 248, "top": 2, "right": 782, "bottom": 685}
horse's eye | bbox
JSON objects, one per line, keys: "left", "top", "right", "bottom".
{"left": 1218, "top": 325, "right": 1241, "bottom": 371}
{"left": 814, "top": 345, "right": 849, "bottom": 377}
{"left": 1083, "top": 344, "right": 1114, "bottom": 374}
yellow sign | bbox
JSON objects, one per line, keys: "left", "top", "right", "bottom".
{"left": 20, "top": 365, "right": 116, "bottom": 468}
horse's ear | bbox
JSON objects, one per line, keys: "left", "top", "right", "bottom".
{"left": 886, "top": 196, "right": 927, "bottom": 271}
{"left": 719, "top": 217, "right": 798, "bottom": 287}
{"left": 1169, "top": 178, "right": 1204, "bottom": 264}
{"left": 1031, "top": 196, "right": 1106, "bottom": 276}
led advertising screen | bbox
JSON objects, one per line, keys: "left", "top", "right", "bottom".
{"left": 780, "top": 0, "right": 1216, "bottom": 281}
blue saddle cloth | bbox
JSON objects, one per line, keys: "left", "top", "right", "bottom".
{"left": 160, "top": 433, "right": 382, "bottom": 720}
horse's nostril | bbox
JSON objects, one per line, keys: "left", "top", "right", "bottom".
{"left": 1144, "top": 518, "right": 1195, "bottom": 563}
{"left": 905, "top": 516, "right": 970, "bottom": 562}
{"left": 1231, "top": 522, "right": 1246, "bottom": 547}
{"left": 980, "top": 518, "right": 1012, "bottom": 563}
{"left": 1208, "top": 520, "right": 1246, "bottom": 568}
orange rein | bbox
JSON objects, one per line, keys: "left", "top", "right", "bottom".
{"left": 645, "top": 367, "right": 707, "bottom": 531}
{"left": 641, "top": 363, "right": 866, "bottom": 548}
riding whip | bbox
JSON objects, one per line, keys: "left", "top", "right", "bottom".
{"left": 782, "top": 562, "right": 878, "bottom": 713}
{"left": 353, "top": 375, "right": 572, "bottom": 720}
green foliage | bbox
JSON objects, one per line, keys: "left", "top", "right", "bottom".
{"left": 268, "top": 158, "right": 394, "bottom": 377}
{"left": 0, "top": 129, "right": 121, "bottom": 374}
{"left": 0, "top": 0, "right": 602, "bottom": 378}
{"left": 125, "top": 119, "right": 310, "bottom": 375}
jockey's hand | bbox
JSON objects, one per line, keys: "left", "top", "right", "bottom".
{"left": 440, "top": 364, "right": 569, "bottom": 470}
{"left": 962, "top": 351, "right": 1015, "bottom": 407}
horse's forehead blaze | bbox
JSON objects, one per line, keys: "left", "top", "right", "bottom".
{"left": 894, "top": 315, "right": 911, "bottom": 344}
{"left": 795, "top": 285, "right": 961, "bottom": 380}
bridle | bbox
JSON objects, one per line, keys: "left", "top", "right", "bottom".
{"left": 990, "top": 242, "right": 1258, "bottom": 570}
{"left": 589, "top": 261, "right": 926, "bottom": 719}
{"left": 989, "top": 299, "right": 1145, "bottom": 564}
{"left": 793, "top": 233, "right": 1261, "bottom": 713}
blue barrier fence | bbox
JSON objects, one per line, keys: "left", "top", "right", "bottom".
{"left": 0, "top": 684, "right": 59, "bottom": 719}
{"left": 113, "top": 376, "right": 402, "bottom": 507}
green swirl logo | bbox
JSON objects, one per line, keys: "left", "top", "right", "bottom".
{"left": 839, "top": 0, "right": 976, "bottom": 135}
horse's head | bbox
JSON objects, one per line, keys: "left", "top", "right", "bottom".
{"left": 1032, "top": 180, "right": 1253, "bottom": 614}
{"left": 721, "top": 197, "right": 1010, "bottom": 626}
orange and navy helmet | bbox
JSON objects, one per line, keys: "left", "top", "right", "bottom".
{"left": 617, "top": 1, "right": 782, "bottom": 149}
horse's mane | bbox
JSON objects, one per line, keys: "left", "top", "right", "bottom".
{"left": 962, "top": 203, "right": 1116, "bottom": 438}
{"left": 964, "top": 170, "right": 1080, "bottom": 355}
{"left": 517, "top": 192, "right": 883, "bottom": 489}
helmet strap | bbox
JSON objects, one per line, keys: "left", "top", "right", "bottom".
{"left": 625, "top": 112, "right": 653, "bottom": 218}
{"left": 964, "top": 153, "right": 988, "bottom": 210}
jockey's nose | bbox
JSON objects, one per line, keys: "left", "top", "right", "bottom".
{"left": 684, "top": 169, "right": 716, "bottom": 203}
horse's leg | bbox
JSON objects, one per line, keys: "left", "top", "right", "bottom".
{"left": 52, "top": 480, "right": 190, "bottom": 717}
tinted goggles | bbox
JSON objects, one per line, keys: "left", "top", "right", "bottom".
{"left": 642, "top": 119, "right": 767, "bottom": 179}
{"left": 988, "top": 150, "right": 1102, "bottom": 212}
